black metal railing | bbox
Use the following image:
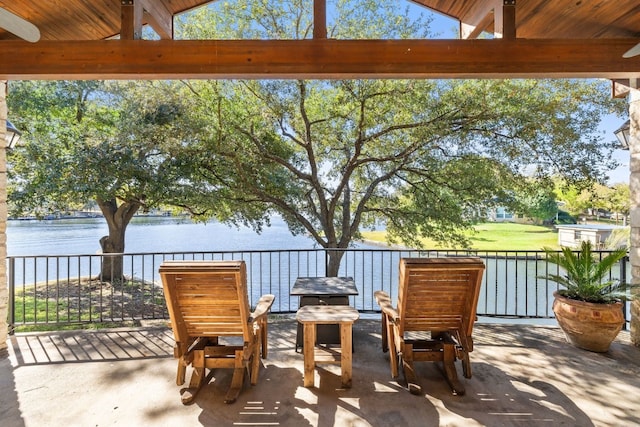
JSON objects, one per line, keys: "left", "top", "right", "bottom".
{"left": 7, "top": 248, "right": 631, "bottom": 332}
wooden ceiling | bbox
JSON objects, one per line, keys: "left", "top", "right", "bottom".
{"left": 0, "top": 0, "right": 637, "bottom": 42}
{"left": 0, "top": 0, "right": 210, "bottom": 41}
{"left": 412, "top": 1, "right": 640, "bottom": 40}
{"left": 0, "top": 0, "right": 638, "bottom": 82}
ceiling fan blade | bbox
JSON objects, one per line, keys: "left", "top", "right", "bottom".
{"left": 0, "top": 8, "right": 40, "bottom": 42}
{"left": 623, "top": 41, "right": 640, "bottom": 58}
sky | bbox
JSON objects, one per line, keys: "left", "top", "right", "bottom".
{"left": 416, "top": 4, "right": 630, "bottom": 185}
{"left": 599, "top": 116, "right": 630, "bottom": 185}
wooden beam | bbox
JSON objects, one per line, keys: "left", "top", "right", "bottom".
{"left": 141, "top": 0, "right": 173, "bottom": 39}
{"left": 460, "top": 0, "right": 498, "bottom": 40}
{"left": 1, "top": 39, "right": 639, "bottom": 80}
{"left": 461, "top": 0, "right": 516, "bottom": 40}
{"left": 121, "top": 0, "right": 143, "bottom": 40}
{"left": 612, "top": 80, "right": 631, "bottom": 98}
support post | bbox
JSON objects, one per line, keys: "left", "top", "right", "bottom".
{"left": 494, "top": 0, "right": 516, "bottom": 40}
{"left": 0, "top": 81, "right": 8, "bottom": 350}
{"left": 313, "top": 0, "right": 327, "bottom": 39}
{"left": 502, "top": 0, "right": 516, "bottom": 40}
{"left": 628, "top": 87, "right": 640, "bottom": 346}
{"left": 121, "top": 0, "right": 143, "bottom": 40}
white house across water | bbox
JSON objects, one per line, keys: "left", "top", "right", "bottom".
{"left": 555, "top": 224, "right": 627, "bottom": 249}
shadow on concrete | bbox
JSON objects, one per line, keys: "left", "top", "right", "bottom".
{"left": 0, "top": 348, "right": 26, "bottom": 427}
{"left": 9, "top": 327, "right": 173, "bottom": 365}
{"left": 187, "top": 362, "right": 442, "bottom": 427}
{"left": 5, "top": 319, "right": 640, "bottom": 426}
{"left": 432, "top": 362, "right": 595, "bottom": 426}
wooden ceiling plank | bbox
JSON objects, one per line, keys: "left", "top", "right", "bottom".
{"left": 460, "top": 0, "right": 498, "bottom": 39}
{"left": 0, "top": 39, "right": 638, "bottom": 80}
{"left": 120, "top": 0, "right": 144, "bottom": 40}
{"left": 141, "top": 0, "right": 173, "bottom": 39}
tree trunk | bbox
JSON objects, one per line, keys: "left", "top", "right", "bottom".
{"left": 99, "top": 232, "right": 125, "bottom": 282}
{"left": 325, "top": 181, "right": 352, "bottom": 277}
{"left": 326, "top": 249, "right": 345, "bottom": 277}
{"left": 97, "top": 198, "right": 140, "bottom": 282}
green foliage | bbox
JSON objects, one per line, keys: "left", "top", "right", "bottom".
{"left": 8, "top": 81, "right": 197, "bottom": 215}
{"left": 503, "top": 178, "right": 558, "bottom": 224}
{"left": 604, "top": 228, "right": 630, "bottom": 250}
{"left": 553, "top": 181, "right": 587, "bottom": 216}
{"left": 180, "top": 76, "right": 619, "bottom": 250}
{"left": 176, "top": 0, "right": 433, "bottom": 40}
{"left": 554, "top": 210, "right": 576, "bottom": 225}
{"left": 608, "top": 183, "right": 630, "bottom": 224}
{"left": 553, "top": 180, "right": 631, "bottom": 223}
{"left": 540, "top": 241, "right": 631, "bottom": 303}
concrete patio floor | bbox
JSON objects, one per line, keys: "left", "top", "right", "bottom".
{"left": 1, "top": 317, "right": 639, "bottom": 427}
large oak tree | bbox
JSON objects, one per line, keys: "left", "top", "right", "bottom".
{"left": 8, "top": 81, "right": 198, "bottom": 280}
{"left": 173, "top": 0, "right": 622, "bottom": 275}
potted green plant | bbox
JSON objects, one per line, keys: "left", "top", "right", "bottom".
{"left": 540, "top": 240, "right": 632, "bottom": 352}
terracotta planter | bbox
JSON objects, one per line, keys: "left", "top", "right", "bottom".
{"left": 552, "top": 291, "right": 625, "bottom": 352}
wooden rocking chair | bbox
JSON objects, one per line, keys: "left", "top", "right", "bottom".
{"left": 374, "top": 257, "right": 485, "bottom": 396}
{"left": 160, "top": 260, "right": 275, "bottom": 404}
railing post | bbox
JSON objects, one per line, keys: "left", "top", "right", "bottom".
{"left": 8, "top": 256, "right": 14, "bottom": 335}
{"left": 325, "top": 249, "right": 329, "bottom": 276}
{"left": 622, "top": 255, "right": 629, "bottom": 328}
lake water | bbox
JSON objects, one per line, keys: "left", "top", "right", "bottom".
{"left": 6, "top": 215, "right": 399, "bottom": 315}
{"left": 7, "top": 215, "right": 360, "bottom": 256}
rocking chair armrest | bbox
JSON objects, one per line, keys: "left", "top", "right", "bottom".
{"left": 250, "top": 294, "right": 275, "bottom": 322}
{"left": 374, "top": 290, "right": 399, "bottom": 322}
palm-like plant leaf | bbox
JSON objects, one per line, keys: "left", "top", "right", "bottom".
{"left": 540, "top": 241, "right": 629, "bottom": 303}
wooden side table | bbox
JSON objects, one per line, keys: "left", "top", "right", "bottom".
{"left": 296, "top": 305, "right": 359, "bottom": 388}
{"left": 291, "top": 277, "right": 359, "bottom": 351}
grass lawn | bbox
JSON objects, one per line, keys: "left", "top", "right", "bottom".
{"left": 12, "top": 277, "right": 168, "bottom": 333}
{"left": 360, "top": 222, "right": 559, "bottom": 251}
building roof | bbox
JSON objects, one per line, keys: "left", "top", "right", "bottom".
{"left": 555, "top": 224, "right": 627, "bottom": 231}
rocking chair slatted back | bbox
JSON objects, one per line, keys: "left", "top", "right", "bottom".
{"left": 160, "top": 261, "right": 251, "bottom": 343}
{"left": 398, "top": 257, "right": 485, "bottom": 339}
